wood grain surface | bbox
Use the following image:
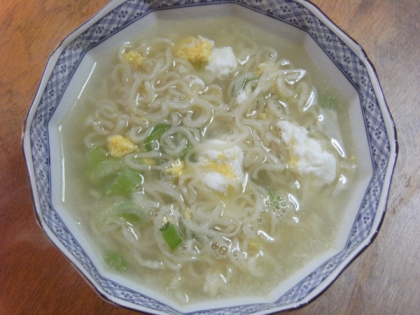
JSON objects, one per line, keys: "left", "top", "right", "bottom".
{"left": 1, "top": 0, "right": 418, "bottom": 314}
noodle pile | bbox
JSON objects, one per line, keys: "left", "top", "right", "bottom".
{"left": 77, "top": 35, "right": 356, "bottom": 303}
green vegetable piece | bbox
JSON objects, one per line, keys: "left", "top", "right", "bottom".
{"left": 86, "top": 147, "right": 107, "bottom": 167}
{"left": 268, "top": 190, "right": 283, "bottom": 210}
{"left": 105, "top": 166, "right": 142, "bottom": 196}
{"left": 195, "top": 61, "right": 204, "bottom": 71}
{"left": 114, "top": 200, "right": 148, "bottom": 224}
{"left": 145, "top": 124, "right": 171, "bottom": 151}
{"left": 319, "top": 94, "right": 339, "bottom": 109}
{"left": 160, "top": 223, "right": 183, "bottom": 250}
{"left": 120, "top": 213, "right": 141, "bottom": 225}
{"left": 241, "top": 77, "right": 258, "bottom": 92}
{"left": 88, "top": 159, "right": 123, "bottom": 185}
{"left": 180, "top": 142, "right": 193, "bottom": 160}
{"left": 231, "top": 74, "right": 258, "bottom": 97}
{"left": 105, "top": 253, "right": 127, "bottom": 272}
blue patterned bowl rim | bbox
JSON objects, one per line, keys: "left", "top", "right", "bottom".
{"left": 23, "top": 0, "right": 397, "bottom": 314}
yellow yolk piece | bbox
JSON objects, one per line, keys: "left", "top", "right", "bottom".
{"left": 107, "top": 135, "right": 138, "bottom": 158}
{"left": 258, "top": 113, "right": 267, "bottom": 120}
{"left": 175, "top": 36, "right": 214, "bottom": 64}
{"left": 205, "top": 156, "right": 237, "bottom": 181}
{"left": 142, "top": 157, "right": 156, "bottom": 166}
{"left": 249, "top": 241, "right": 259, "bottom": 251}
{"left": 184, "top": 207, "right": 192, "bottom": 220}
{"left": 122, "top": 50, "right": 144, "bottom": 67}
{"left": 198, "top": 141, "right": 245, "bottom": 193}
{"left": 166, "top": 159, "right": 185, "bottom": 177}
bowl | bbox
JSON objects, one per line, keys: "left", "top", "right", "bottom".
{"left": 23, "top": 0, "right": 397, "bottom": 314}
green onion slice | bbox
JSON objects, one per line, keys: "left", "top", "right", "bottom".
{"left": 145, "top": 124, "right": 171, "bottom": 151}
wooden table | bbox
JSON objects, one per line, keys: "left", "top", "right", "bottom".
{"left": 1, "top": 0, "right": 418, "bottom": 314}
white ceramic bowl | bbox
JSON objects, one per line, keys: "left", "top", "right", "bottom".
{"left": 23, "top": 1, "right": 397, "bottom": 314}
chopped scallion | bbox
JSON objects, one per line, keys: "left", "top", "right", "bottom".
{"left": 195, "top": 61, "right": 204, "bottom": 71}
{"left": 88, "top": 159, "right": 123, "bottom": 185}
{"left": 145, "top": 124, "right": 171, "bottom": 151}
{"left": 180, "top": 142, "right": 193, "bottom": 160}
{"left": 105, "top": 166, "right": 142, "bottom": 196}
{"left": 268, "top": 190, "right": 283, "bottom": 210}
{"left": 241, "top": 77, "right": 258, "bottom": 91}
{"left": 319, "top": 94, "right": 339, "bottom": 109}
{"left": 120, "top": 212, "right": 142, "bottom": 225}
{"left": 105, "top": 253, "right": 127, "bottom": 272}
{"left": 231, "top": 73, "right": 258, "bottom": 97}
{"left": 160, "top": 223, "right": 183, "bottom": 250}
{"left": 113, "top": 200, "right": 148, "bottom": 224}
{"left": 86, "top": 147, "right": 107, "bottom": 167}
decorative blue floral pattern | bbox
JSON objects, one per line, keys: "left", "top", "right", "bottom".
{"left": 27, "top": 1, "right": 393, "bottom": 314}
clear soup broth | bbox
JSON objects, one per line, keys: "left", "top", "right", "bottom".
{"left": 60, "top": 16, "right": 358, "bottom": 304}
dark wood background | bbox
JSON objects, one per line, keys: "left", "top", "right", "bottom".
{"left": 1, "top": 0, "right": 419, "bottom": 314}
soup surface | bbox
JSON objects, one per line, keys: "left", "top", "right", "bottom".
{"left": 60, "top": 16, "right": 358, "bottom": 304}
